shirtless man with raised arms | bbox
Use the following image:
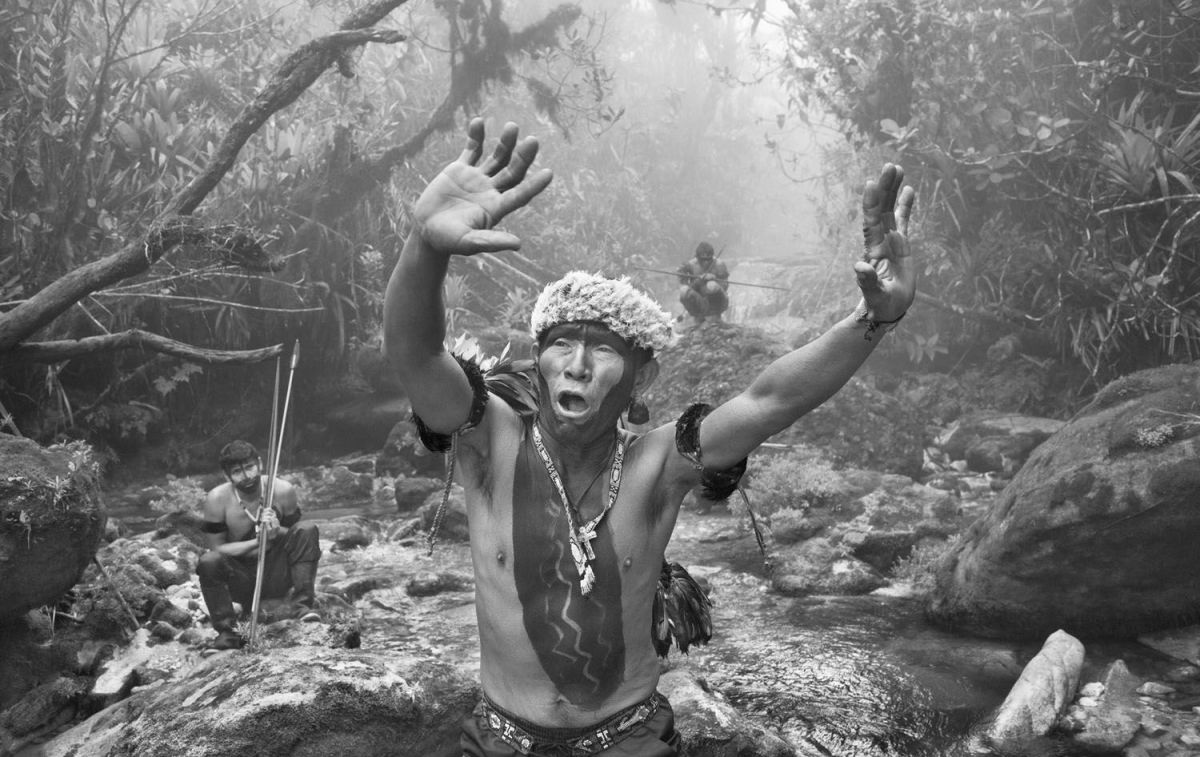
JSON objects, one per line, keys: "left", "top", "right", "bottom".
{"left": 383, "top": 118, "right": 915, "bottom": 756}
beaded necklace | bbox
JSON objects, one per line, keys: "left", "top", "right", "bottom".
{"left": 530, "top": 423, "right": 626, "bottom": 596}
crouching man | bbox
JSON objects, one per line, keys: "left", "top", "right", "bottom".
{"left": 197, "top": 440, "right": 321, "bottom": 649}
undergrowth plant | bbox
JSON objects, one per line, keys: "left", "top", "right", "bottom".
{"left": 743, "top": 449, "right": 844, "bottom": 518}
{"left": 890, "top": 538, "right": 957, "bottom": 597}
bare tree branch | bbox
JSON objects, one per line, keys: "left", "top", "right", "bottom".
{"left": 11, "top": 330, "right": 283, "bottom": 364}
{"left": 286, "top": 4, "right": 582, "bottom": 240}
{"left": 163, "top": 26, "right": 408, "bottom": 217}
{"left": 0, "top": 4, "right": 411, "bottom": 355}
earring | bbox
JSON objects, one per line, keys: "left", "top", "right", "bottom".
{"left": 627, "top": 396, "right": 650, "bottom": 425}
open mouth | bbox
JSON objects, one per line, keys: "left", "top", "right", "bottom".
{"left": 556, "top": 391, "right": 589, "bottom": 416}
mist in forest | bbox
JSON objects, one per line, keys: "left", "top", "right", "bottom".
{"left": 7, "top": 0, "right": 1198, "bottom": 445}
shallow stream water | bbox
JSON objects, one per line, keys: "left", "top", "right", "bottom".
{"left": 105, "top": 483, "right": 1178, "bottom": 757}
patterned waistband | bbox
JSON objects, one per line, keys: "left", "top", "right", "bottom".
{"left": 478, "top": 691, "right": 664, "bottom": 755}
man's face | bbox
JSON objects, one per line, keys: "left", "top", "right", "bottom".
{"left": 224, "top": 459, "right": 261, "bottom": 494}
{"left": 536, "top": 323, "right": 639, "bottom": 441}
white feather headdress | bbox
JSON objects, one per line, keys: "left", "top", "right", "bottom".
{"left": 530, "top": 271, "right": 676, "bottom": 355}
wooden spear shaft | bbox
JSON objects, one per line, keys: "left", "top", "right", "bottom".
{"left": 632, "top": 266, "right": 790, "bottom": 291}
{"left": 248, "top": 342, "right": 299, "bottom": 645}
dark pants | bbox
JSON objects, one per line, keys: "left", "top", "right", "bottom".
{"left": 680, "top": 287, "right": 727, "bottom": 320}
{"left": 460, "top": 693, "right": 681, "bottom": 757}
{"left": 197, "top": 522, "right": 320, "bottom": 631}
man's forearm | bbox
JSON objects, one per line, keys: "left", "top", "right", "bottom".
{"left": 700, "top": 309, "right": 885, "bottom": 469}
{"left": 217, "top": 539, "right": 259, "bottom": 558}
{"left": 383, "top": 232, "right": 451, "bottom": 370}
{"left": 381, "top": 231, "right": 474, "bottom": 432}
{"left": 749, "top": 311, "right": 879, "bottom": 419}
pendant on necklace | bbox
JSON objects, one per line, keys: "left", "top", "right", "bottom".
{"left": 572, "top": 535, "right": 597, "bottom": 596}
{"left": 530, "top": 423, "right": 624, "bottom": 598}
{"left": 571, "top": 526, "right": 600, "bottom": 595}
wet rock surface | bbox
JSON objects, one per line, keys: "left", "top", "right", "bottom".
{"left": 6, "top": 369, "right": 1200, "bottom": 757}
{"left": 928, "top": 364, "right": 1200, "bottom": 640}
{"left": 0, "top": 436, "right": 106, "bottom": 622}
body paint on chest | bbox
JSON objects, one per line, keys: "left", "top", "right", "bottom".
{"left": 511, "top": 433, "right": 625, "bottom": 707}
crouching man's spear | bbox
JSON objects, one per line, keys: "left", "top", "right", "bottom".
{"left": 248, "top": 340, "right": 300, "bottom": 646}
{"left": 632, "top": 265, "right": 790, "bottom": 291}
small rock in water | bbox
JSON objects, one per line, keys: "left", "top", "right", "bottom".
{"left": 178, "top": 628, "right": 208, "bottom": 646}
{"left": 327, "top": 619, "right": 361, "bottom": 649}
{"left": 1079, "top": 681, "right": 1105, "bottom": 697}
{"left": 405, "top": 571, "right": 471, "bottom": 597}
{"left": 1139, "top": 713, "right": 1170, "bottom": 737}
{"left": 1137, "top": 682, "right": 1177, "bottom": 697}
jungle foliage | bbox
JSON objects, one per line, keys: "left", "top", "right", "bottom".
{"left": 0, "top": 0, "right": 603, "bottom": 449}
{"left": 775, "top": 0, "right": 1200, "bottom": 388}
{"left": 0, "top": 0, "right": 789, "bottom": 460}
{"left": 8, "top": 0, "right": 1194, "bottom": 460}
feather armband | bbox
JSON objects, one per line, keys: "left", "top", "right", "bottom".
{"left": 412, "top": 354, "right": 490, "bottom": 452}
{"left": 675, "top": 402, "right": 770, "bottom": 564}
{"left": 674, "top": 403, "right": 746, "bottom": 500}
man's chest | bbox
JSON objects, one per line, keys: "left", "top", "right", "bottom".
{"left": 221, "top": 494, "right": 258, "bottom": 540}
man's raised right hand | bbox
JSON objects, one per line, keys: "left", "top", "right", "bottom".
{"left": 413, "top": 118, "right": 554, "bottom": 257}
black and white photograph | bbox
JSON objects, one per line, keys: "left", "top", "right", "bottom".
{"left": 1, "top": 1, "right": 1198, "bottom": 755}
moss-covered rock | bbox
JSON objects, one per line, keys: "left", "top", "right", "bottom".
{"left": 927, "top": 363, "right": 1200, "bottom": 639}
{"left": 0, "top": 437, "right": 106, "bottom": 621}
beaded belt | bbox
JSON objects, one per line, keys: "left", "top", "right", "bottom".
{"left": 478, "top": 692, "right": 663, "bottom": 755}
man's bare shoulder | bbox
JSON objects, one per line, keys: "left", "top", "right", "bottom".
{"left": 203, "top": 483, "right": 232, "bottom": 516}
{"left": 629, "top": 423, "right": 694, "bottom": 480}
{"left": 459, "top": 392, "right": 523, "bottom": 453}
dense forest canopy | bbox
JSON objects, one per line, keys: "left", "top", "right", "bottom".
{"left": 776, "top": 0, "right": 1200, "bottom": 381}
{"left": 1, "top": 0, "right": 1197, "bottom": 462}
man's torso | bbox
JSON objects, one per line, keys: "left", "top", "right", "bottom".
{"left": 213, "top": 478, "right": 289, "bottom": 544}
{"left": 680, "top": 258, "right": 728, "bottom": 283}
{"left": 459, "top": 402, "right": 693, "bottom": 728}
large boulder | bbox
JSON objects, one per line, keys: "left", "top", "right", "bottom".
{"left": 0, "top": 437, "right": 106, "bottom": 622}
{"left": 927, "top": 364, "right": 1200, "bottom": 639}
{"left": 40, "top": 648, "right": 477, "bottom": 757}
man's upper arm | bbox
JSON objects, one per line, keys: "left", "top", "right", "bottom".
{"left": 693, "top": 391, "right": 779, "bottom": 472}
{"left": 202, "top": 490, "right": 228, "bottom": 549}
{"left": 395, "top": 352, "right": 478, "bottom": 435}
{"left": 716, "top": 262, "right": 730, "bottom": 287}
{"left": 273, "top": 482, "right": 299, "bottom": 516}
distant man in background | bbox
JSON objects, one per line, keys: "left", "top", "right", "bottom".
{"left": 196, "top": 440, "right": 321, "bottom": 649}
{"left": 677, "top": 241, "right": 730, "bottom": 324}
